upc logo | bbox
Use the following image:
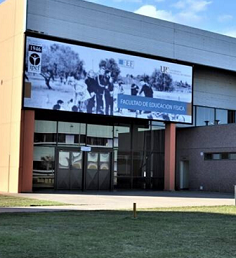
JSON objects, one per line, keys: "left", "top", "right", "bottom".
{"left": 28, "top": 44, "right": 42, "bottom": 73}
{"left": 29, "top": 53, "right": 41, "bottom": 66}
{"left": 160, "top": 66, "right": 169, "bottom": 74}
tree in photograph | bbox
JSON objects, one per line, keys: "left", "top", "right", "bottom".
{"left": 41, "top": 44, "right": 84, "bottom": 89}
{"left": 150, "top": 69, "right": 173, "bottom": 92}
{"left": 99, "top": 58, "right": 120, "bottom": 82}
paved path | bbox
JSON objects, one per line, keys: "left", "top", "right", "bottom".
{"left": 0, "top": 191, "right": 234, "bottom": 213}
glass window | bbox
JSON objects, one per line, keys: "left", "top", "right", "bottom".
{"left": 216, "top": 109, "right": 227, "bottom": 125}
{"left": 117, "top": 151, "right": 131, "bottom": 176}
{"left": 58, "top": 122, "right": 86, "bottom": 146}
{"left": 33, "top": 146, "right": 55, "bottom": 189}
{"left": 151, "top": 124, "right": 165, "bottom": 152}
{"left": 87, "top": 152, "right": 98, "bottom": 170}
{"left": 34, "top": 121, "right": 57, "bottom": 144}
{"left": 212, "top": 153, "right": 221, "bottom": 160}
{"left": 87, "top": 124, "right": 113, "bottom": 147}
{"left": 133, "top": 124, "right": 151, "bottom": 151}
{"left": 58, "top": 151, "right": 70, "bottom": 169}
{"left": 132, "top": 152, "right": 146, "bottom": 177}
{"left": 150, "top": 152, "right": 164, "bottom": 190}
{"left": 229, "top": 153, "right": 236, "bottom": 160}
{"left": 100, "top": 153, "right": 110, "bottom": 170}
{"left": 113, "top": 150, "right": 118, "bottom": 186}
{"left": 196, "top": 107, "right": 214, "bottom": 126}
{"left": 114, "top": 125, "right": 130, "bottom": 150}
{"left": 71, "top": 152, "right": 83, "bottom": 169}
{"left": 204, "top": 153, "right": 212, "bottom": 160}
{"left": 221, "top": 153, "right": 228, "bottom": 159}
{"left": 228, "top": 110, "right": 236, "bottom": 124}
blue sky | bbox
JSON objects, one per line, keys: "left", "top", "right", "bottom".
{"left": 1, "top": 0, "right": 235, "bottom": 38}
{"left": 85, "top": 0, "right": 236, "bottom": 38}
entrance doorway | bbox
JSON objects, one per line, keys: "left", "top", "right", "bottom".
{"left": 57, "top": 149, "right": 83, "bottom": 190}
{"left": 56, "top": 148, "right": 112, "bottom": 191}
{"left": 86, "top": 151, "right": 111, "bottom": 190}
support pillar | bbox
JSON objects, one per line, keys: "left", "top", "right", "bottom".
{"left": 164, "top": 123, "right": 176, "bottom": 191}
{"left": 19, "top": 110, "right": 35, "bottom": 192}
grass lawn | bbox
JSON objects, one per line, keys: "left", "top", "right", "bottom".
{"left": 0, "top": 194, "right": 67, "bottom": 207}
{"left": 0, "top": 206, "right": 236, "bottom": 258}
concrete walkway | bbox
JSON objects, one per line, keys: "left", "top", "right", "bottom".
{"left": 0, "top": 191, "right": 234, "bottom": 213}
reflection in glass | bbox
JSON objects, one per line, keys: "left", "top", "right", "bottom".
{"left": 133, "top": 152, "right": 146, "bottom": 177}
{"left": 216, "top": 109, "right": 227, "bottom": 125}
{"left": 196, "top": 107, "right": 214, "bottom": 126}
{"left": 87, "top": 124, "right": 113, "bottom": 147}
{"left": 100, "top": 162, "right": 109, "bottom": 170}
{"left": 100, "top": 153, "right": 109, "bottom": 162}
{"left": 87, "top": 152, "right": 98, "bottom": 170}
{"left": 88, "top": 152, "right": 98, "bottom": 162}
{"left": 133, "top": 124, "right": 151, "bottom": 151}
{"left": 114, "top": 126, "right": 130, "bottom": 149}
{"left": 59, "top": 151, "right": 70, "bottom": 169}
{"left": 71, "top": 152, "right": 82, "bottom": 169}
{"left": 33, "top": 146, "right": 55, "bottom": 189}
{"left": 58, "top": 122, "right": 86, "bottom": 146}
{"left": 34, "top": 120, "right": 57, "bottom": 144}
{"left": 100, "top": 153, "right": 110, "bottom": 170}
{"left": 117, "top": 151, "right": 131, "bottom": 176}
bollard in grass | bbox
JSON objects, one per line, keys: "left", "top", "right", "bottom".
{"left": 235, "top": 185, "right": 236, "bottom": 206}
{"left": 133, "top": 203, "right": 137, "bottom": 219}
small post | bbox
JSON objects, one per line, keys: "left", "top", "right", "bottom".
{"left": 133, "top": 203, "right": 137, "bottom": 219}
{"left": 235, "top": 186, "right": 236, "bottom": 206}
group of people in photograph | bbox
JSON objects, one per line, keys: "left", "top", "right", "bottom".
{"left": 52, "top": 63, "right": 155, "bottom": 117}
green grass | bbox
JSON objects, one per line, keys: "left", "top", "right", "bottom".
{"left": 0, "top": 206, "right": 236, "bottom": 258}
{"left": 0, "top": 194, "right": 67, "bottom": 207}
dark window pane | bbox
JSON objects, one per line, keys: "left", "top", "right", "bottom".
{"left": 221, "top": 153, "right": 228, "bottom": 159}
{"left": 228, "top": 110, "right": 235, "bottom": 124}
{"left": 204, "top": 153, "right": 212, "bottom": 160}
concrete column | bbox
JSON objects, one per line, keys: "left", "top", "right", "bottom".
{"left": 19, "top": 110, "right": 35, "bottom": 192}
{"left": 164, "top": 123, "right": 176, "bottom": 191}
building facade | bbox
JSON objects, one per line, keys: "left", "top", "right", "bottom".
{"left": 1, "top": 0, "right": 236, "bottom": 193}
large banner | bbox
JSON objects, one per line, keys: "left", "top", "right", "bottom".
{"left": 24, "top": 35, "right": 193, "bottom": 123}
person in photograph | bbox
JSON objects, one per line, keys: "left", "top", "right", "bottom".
{"left": 130, "top": 75, "right": 139, "bottom": 96}
{"left": 96, "top": 65, "right": 107, "bottom": 114}
{"left": 131, "top": 82, "right": 139, "bottom": 96}
{"left": 104, "top": 71, "right": 114, "bottom": 116}
{"left": 129, "top": 76, "right": 139, "bottom": 112}
{"left": 85, "top": 70, "right": 97, "bottom": 114}
{"left": 73, "top": 71, "right": 88, "bottom": 112}
{"left": 53, "top": 100, "right": 64, "bottom": 110}
{"left": 139, "top": 79, "right": 153, "bottom": 98}
{"left": 116, "top": 80, "right": 125, "bottom": 113}
{"left": 139, "top": 78, "right": 153, "bottom": 114}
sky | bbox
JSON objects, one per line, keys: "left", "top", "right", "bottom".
{"left": 84, "top": 0, "right": 236, "bottom": 38}
{"left": 1, "top": 0, "right": 235, "bottom": 38}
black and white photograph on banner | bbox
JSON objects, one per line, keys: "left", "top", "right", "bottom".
{"left": 24, "top": 35, "right": 193, "bottom": 123}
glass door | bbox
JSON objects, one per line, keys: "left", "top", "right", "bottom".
{"left": 56, "top": 149, "right": 83, "bottom": 190}
{"left": 85, "top": 151, "right": 112, "bottom": 190}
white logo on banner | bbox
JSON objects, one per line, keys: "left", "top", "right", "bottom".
{"left": 28, "top": 44, "right": 42, "bottom": 73}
